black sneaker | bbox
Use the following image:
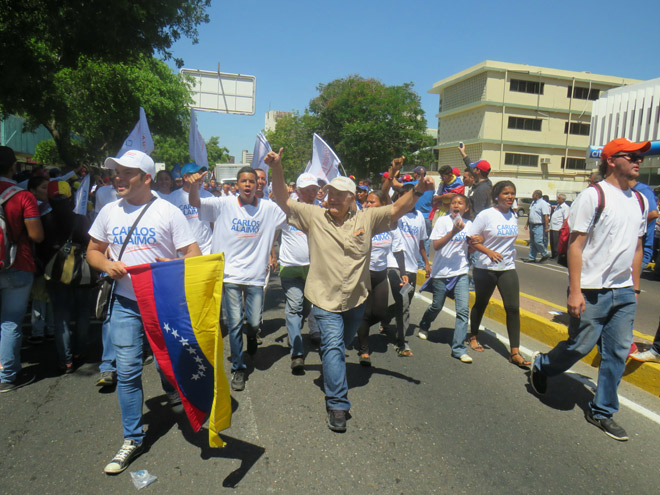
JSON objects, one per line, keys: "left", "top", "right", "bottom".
{"left": 586, "top": 411, "right": 629, "bottom": 441}
{"left": 529, "top": 351, "right": 547, "bottom": 395}
{"left": 96, "top": 371, "right": 117, "bottom": 387}
{"left": 327, "top": 410, "right": 347, "bottom": 432}
{"left": 231, "top": 370, "right": 245, "bottom": 391}
{"left": 0, "top": 370, "right": 35, "bottom": 393}
{"left": 522, "top": 258, "right": 537, "bottom": 263}
{"left": 539, "top": 255, "right": 550, "bottom": 263}
{"left": 246, "top": 336, "right": 258, "bottom": 356}
{"left": 104, "top": 439, "right": 144, "bottom": 474}
{"left": 291, "top": 356, "right": 304, "bottom": 374}
{"left": 167, "top": 391, "right": 184, "bottom": 413}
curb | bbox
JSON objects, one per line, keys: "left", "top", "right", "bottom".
{"left": 415, "top": 269, "right": 660, "bottom": 397}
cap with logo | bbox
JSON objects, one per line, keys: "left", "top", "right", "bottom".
{"left": 296, "top": 172, "right": 319, "bottom": 190}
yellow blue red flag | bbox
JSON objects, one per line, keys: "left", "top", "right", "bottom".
{"left": 126, "top": 253, "right": 230, "bottom": 447}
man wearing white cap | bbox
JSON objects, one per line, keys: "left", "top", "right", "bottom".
{"left": 266, "top": 150, "right": 434, "bottom": 432}
{"left": 87, "top": 150, "right": 201, "bottom": 474}
{"left": 279, "top": 173, "right": 320, "bottom": 373}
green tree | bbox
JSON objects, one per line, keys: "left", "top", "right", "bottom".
{"left": 265, "top": 112, "right": 318, "bottom": 182}
{"left": 0, "top": 0, "right": 209, "bottom": 168}
{"left": 151, "top": 134, "right": 230, "bottom": 171}
{"left": 308, "top": 75, "right": 430, "bottom": 180}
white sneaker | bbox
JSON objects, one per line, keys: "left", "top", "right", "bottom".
{"left": 630, "top": 349, "right": 660, "bottom": 363}
{"left": 417, "top": 330, "right": 428, "bottom": 340}
{"left": 459, "top": 354, "right": 473, "bottom": 363}
{"left": 104, "top": 439, "right": 144, "bottom": 474}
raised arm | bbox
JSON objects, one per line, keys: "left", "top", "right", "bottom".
{"left": 187, "top": 171, "right": 208, "bottom": 208}
{"left": 264, "top": 147, "right": 291, "bottom": 216}
{"left": 391, "top": 177, "right": 434, "bottom": 223}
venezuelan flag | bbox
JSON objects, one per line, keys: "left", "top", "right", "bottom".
{"left": 126, "top": 253, "right": 230, "bottom": 447}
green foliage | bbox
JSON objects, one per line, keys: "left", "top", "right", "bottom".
{"left": 151, "top": 135, "right": 230, "bottom": 171}
{"left": 308, "top": 75, "right": 430, "bottom": 180}
{"left": 0, "top": 0, "right": 209, "bottom": 167}
{"left": 265, "top": 112, "right": 319, "bottom": 182}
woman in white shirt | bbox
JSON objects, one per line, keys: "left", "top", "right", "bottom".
{"left": 418, "top": 194, "right": 473, "bottom": 363}
{"left": 356, "top": 190, "right": 405, "bottom": 366}
{"left": 467, "top": 181, "right": 530, "bottom": 368}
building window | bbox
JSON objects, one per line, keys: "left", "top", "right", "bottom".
{"left": 561, "top": 157, "right": 587, "bottom": 170}
{"left": 508, "top": 116, "right": 542, "bottom": 131}
{"left": 510, "top": 79, "right": 544, "bottom": 95}
{"left": 505, "top": 153, "right": 539, "bottom": 167}
{"left": 564, "top": 122, "right": 591, "bottom": 135}
{"left": 567, "top": 86, "right": 600, "bottom": 100}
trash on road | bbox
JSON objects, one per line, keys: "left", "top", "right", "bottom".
{"left": 130, "top": 470, "right": 157, "bottom": 490}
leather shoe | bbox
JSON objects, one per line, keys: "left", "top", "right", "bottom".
{"left": 327, "top": 410, "right": 347, "bottom": 432}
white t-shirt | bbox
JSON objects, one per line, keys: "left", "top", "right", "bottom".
{"left": 549, "top": 202, "right": 570, "bottom": 230}
{"left": 467, "top": 207, "right": 518, "bottom": 271}
{"left": 391, "top": 210, "right": 427, "bottom": 273}
{"left": 94, "top": 185, "right": 118, "bottom": 213}
{"left": 371, "top": 228, "right": 404, "bottom": 271}
{"left": 89, "top": 197, "right": 196, "bottom": 300}
{"left": 429, "top": 215, "right": 472, "bottom": 278}
{"left": 280, "top": 223, "right": 310, "bottom": 267}
{"left": 165, "top": 188, "right": 214, "bottom": 255}
{"left": 199, "top": 196, "right": 287, "bottom": 285}
{"left": 569, "top": 180, "right": 647, "bottom": 289}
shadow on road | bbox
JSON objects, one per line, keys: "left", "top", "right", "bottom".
{"left": 143, "top": 395, "right": 265, "bottom": 488}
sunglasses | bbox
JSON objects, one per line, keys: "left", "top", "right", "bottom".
{"left": 612, "top": 153, "right": 644, "bottom": 163}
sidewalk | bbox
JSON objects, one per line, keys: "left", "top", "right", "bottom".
{"left": 416, "top": 251, "right": 660, "bottom": 397}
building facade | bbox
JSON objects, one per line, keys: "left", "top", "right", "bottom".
{"left": 265, "top": 110, "right": 292, "bottom": 133}
{"left": 428, "top": 61, "right": 639, "bottom": 198}
{"left": 240, "top": 149, "right": 254, "bottom": 165}
{"left": 589, "top": 78, "right": 660, "bottom": 186}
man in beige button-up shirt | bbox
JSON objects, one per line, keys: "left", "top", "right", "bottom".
{"left": 266, "top": 149, "right": 433, "bottom": 433}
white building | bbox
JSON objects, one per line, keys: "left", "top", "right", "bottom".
{"left": 265, "top": 110, "right": 292, "bottom": 133}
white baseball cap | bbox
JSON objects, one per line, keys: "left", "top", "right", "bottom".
{"left": 323, "top": 176, "right": 356, "bottom": 195}
{"left": 296, "top": 173, "right": 319, "bottom": 190}
{"left": 104, "top": 150, "right": 155, "bottom": 178}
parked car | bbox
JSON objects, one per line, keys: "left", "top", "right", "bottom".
{"left": 516, "top": 198, "right": 533, "bottom": 217}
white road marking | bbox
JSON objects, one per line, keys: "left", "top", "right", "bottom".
{"left": 414, "top": 292, "right": 660, "bottom": 425}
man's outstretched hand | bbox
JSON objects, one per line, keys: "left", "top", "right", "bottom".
{"left": 264, "top": 147, "right": 284, "bottom": 170}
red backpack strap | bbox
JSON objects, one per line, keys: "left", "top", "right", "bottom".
{"left": 631, "top": 188, "right": 645, "bottom": 215}
{"left": 589, "top": 183, "right": 605, "bottom": 226}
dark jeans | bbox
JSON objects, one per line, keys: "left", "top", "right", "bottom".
{"left": 549, "top": 229, "right": 560, "bottom": 258}
{"left": 387, "top": 268, "right": 417, "bottom": 348}
{"left": 470, "top": 268, "right": 521, "bottom": 348}
{"left": 357, "top": 269, "right": 389, "bottom": 355}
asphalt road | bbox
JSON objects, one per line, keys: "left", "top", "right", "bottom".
{"left": 2, "top": 277, "right": 660, "bottom": 494}
{"left": 515, "top": 243, "right": 660, "bottom": 335}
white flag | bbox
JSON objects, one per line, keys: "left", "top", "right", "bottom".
{"left": 118, "top": 107, "right": 154, "bottom": 156}
{"left": 73, "top": 174, "right": 90, "bottom": 216}
{"left": 304, "top": 160, "right": 312, "bottom": 173}
{"left": 250, "top": 133, "right": 272, "bottom": 182}
{"left": 188, "top": 108, "right": 209, "bottom": 169}
{"left": 308, "top": 134, "right": 341, "bottom": 182}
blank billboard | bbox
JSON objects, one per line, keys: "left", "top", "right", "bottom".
{"left": 181, "top": 68, "right": 256, "bottom": 115}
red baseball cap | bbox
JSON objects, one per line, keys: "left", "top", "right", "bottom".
{"left": 601, "top": 138, "right": 651, "bottom": 160}
{"left": 452, "top": 167, "right": 460, "bottom": 176}
{"left": 470, "top": 160, "right": 491, "bottom": 173}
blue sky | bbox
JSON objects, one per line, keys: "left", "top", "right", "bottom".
{"left": 169, "top": 0, "right": 657, "bottom": 161}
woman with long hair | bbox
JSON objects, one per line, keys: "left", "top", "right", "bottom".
{"left": 467, "top": 181, "right": 530, "bottom": 367}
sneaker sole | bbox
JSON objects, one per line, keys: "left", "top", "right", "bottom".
{"left": 529, "top": 351, "right": 546, "bottom": 395}
{"left": 0, "top": 373, "right": 35, "bottom": 393}
{"left": 417, "top": 333, "right": 428, "bottom": 340}
{"left": 585, "top": 414, "right": 629, "bottom": 441}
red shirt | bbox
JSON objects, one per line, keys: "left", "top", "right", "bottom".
{"left": 0, "top": 180, "right": 41, "bottom": 272}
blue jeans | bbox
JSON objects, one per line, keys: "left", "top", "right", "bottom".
{"left": 419, "top": 274, "right": 469, "bottom": 357}
{"left": 312, "top": 304, "right": 365, "bottom": 411}
{"left": 0, "top": 269, "right": 34, "bottom": 382}
{"left": 223, "top": 283, "right": 264, "bottom": 372}
{"left": 99, "top": 317, "right": 116, "bottom": 373}
{"left": 281, "top": 276, "right": 310, "bottom": 358}
{"left": 528, "top": 224, "right": 548, "bottom": 260}
{"left": 47, "top": 283, "right": 93, "bottom": 366}
{"left": 535, "top": 287, "right": 636, "bottom": 419}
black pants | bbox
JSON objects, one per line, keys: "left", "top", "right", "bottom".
{"left": 357, "top": 270, "right": 389, "bottom": 354}
{"left": 470, "top": 268, "right": 521, "bottom": 348}
{"left": 549, "top": 229, "right": 560, "bottom": 258}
